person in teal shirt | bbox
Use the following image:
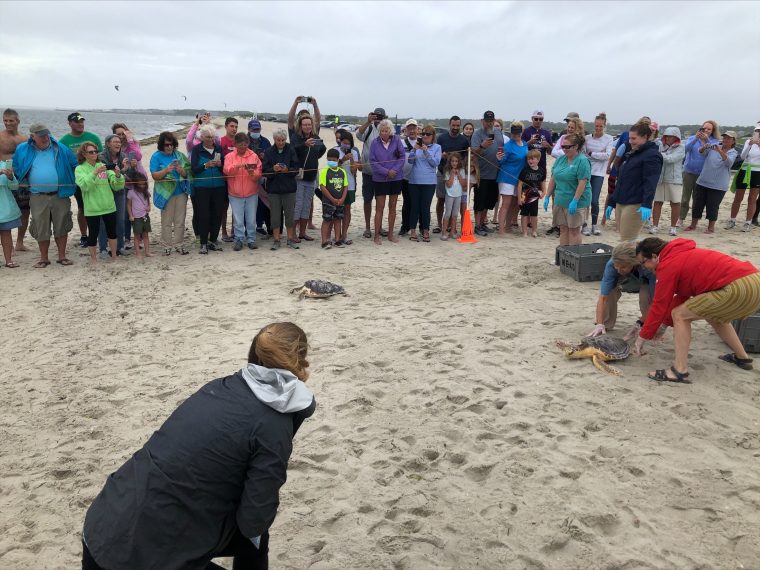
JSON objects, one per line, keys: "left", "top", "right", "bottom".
{"left": 0, "top": 159, "right": 21, "bottom": 267}
{"left": 544, "top": 133, "right": 591, "bottom": 246}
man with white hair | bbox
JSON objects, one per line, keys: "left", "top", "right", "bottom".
{"left": 357, "top": 107, "right": 388, "bottom": 238}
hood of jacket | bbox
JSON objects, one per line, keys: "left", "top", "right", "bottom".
{"left": 662, "top": 126, "right": 681, "bottom": 142}
{"left": 240, "top": 363, "right": 314, "bottom": 414}
{"left": 660, "top": 237, "right": 695, "bottom": 263}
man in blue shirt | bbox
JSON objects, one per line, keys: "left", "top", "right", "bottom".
{"left": 13, "top": 123, "right": 78, "bottom": 267}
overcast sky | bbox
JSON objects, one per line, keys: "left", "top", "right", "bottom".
{"left": 1, "top": 1, "right": 758, "bottom": 126}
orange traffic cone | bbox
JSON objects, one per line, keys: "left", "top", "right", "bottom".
{"left": 458, "top": 208, "right": 478, "bottom": 243}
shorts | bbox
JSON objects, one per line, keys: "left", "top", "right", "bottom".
{"left": 14, "top": 188, "right": 31, "bottom": 211}
{"left": 686, "top": 272, "right": 760, "bottom": 323}
{"left": 74, "top": 186, "right": 84, "bottom": 210}
{"left": 294, "top": 179, "right": 315, "bottom": 219}
{"left": 654, "top": 182, "right": 683, "bottom": 203}
{"left": 29, "top": 193, "right": 73, "bottom": 241}
{"left": 552, "top": 204, "right": 587, "bottom": 229}
{"left": 498, "top": 182, "right": 517, "bottom": 196}
{"left": 373, "top": 180, "right": 402, "bottom": 196}
{"left": 435, "top": 172, "right": 446, "bottom": 199}
{"left": 736, "top": 169, "right": 760, "bottom": 190}
{"left": 0, "top": 217, "right": 21, "bottom": 231}
{"left": 362, "top": 174, "right": 375, "bottom": 203}
{"left": 321, "top": 200, "right": 345, "bottom": 221}
{"left": 345, "top": 190, "right": 356, "bottom": 206}
{"left": 132, "top": 215, "right": 152, "bottom": 235}
{"left": 520, "top": 200, "right": 539, "bottom": 217}
{"left": 474, "top": 179, "right": 498, "bottom": 211}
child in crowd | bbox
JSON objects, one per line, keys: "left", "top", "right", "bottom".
{"left": 516, "top": 149, "right": 546, "bottom": 237}
{"left": 318, "top": 149, "right": 348, "bottom": 249}
{"left": 127, "top": 172, "right": 153, "bottom": 258}
{"left": 461, "top": 156, "right": 480, "bottom": 231}
{"left": 441, "top": 154, "right": 467, "bottom": 240}
{"left": 0, "top": 159, "right": 21, "bottom": 267}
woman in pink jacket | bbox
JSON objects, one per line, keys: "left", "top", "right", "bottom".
{"left": 223, "top": 133, "right": 263, "bottom": 251}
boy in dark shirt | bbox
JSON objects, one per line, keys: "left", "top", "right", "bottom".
{"left": 516, "top": 149, "right": 546, "bottom": 237}
{"left": 318, "top": 149, "right": 348, "bottom": 249}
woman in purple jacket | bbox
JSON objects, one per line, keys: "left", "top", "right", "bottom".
{"left": 369, "top": 119, "right": 405, "bottom": 245}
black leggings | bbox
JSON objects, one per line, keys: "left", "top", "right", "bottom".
{"left": 691, "top": 184, "right": 726, "bottom": 222}
{"left": 82, "top": 531, "right": 269, "bottom": 570}
{"left": 194, "top": 186, "right": 227, "bottom": 245}
{"left": 85, "top": 212, "right": 117, "bottom": 247}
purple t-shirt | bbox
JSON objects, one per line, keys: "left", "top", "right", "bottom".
{"left": 522, "top": 126, "right": 553, "bottom": 170}
{"left": 127, "top": 189, "right": 150, "bottom": 218}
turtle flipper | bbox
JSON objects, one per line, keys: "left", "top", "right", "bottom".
{"left": 592, "top": 354, "right": 623, "bottom": 376}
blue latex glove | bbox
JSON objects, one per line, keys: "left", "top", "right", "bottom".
{"left": 568, "top": 198, "right": 578, "bottom": 215}
{"left": 605, "top": 205, "right": 614, "bottom": 220}
{"left": 543, "top": 196, "right": 550, "bottom": 212}
{"left": 637, "top": 206, "right": 652, "bottom": 222}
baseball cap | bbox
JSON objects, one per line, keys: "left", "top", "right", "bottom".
{"left": 30, "top": 123, "right": 51, "bottom": 136}
{"left": 483, "top": 111, "right": 495, "bottom": 120}
{"left": 531, "top": 110, "right": 544, "bottom": 119}
{"left": 754, "top": 122, "right": 760, "bottom": 131}
{"left": 723, "top": 130, "right": 737, "bottom": 140}
{"left": 373, "top": 107, "right": 386, "bottom": 118}
{"left": 564, "top": 112, "right": 579, "bottom": 122}
{"left": 248, "top": 119, "right": 262, "bottom": 130}
{"left": 649, "top": 121, "right": 659, "bottom": 133}
{"left": 67, "top": 112, "right": 85, "bottom": 122}
{"left": 404, "top": 118, "right": 418, "bottom": 127}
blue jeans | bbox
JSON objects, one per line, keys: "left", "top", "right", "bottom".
{"left": 408, "top": 183, "right": 436, "bottom": 232}
{"left": 590, "top": 175, "right": 604, "bottom": 225}
{"left": 99, "top": 189, "right": 125, "bottom": 253}
{"left": 229, "top": 194, "right": 259, "bottom": 243}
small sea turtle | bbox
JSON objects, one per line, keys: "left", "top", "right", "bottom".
{"left": 290, "top": 280, "right": 348, "bottom": 300}
{"left": 555, "top": 335, "right": 631, "bottom": 376}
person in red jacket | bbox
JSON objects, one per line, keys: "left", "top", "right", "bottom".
{"left": 633, "top": 237, "right": 760, "bottom": 382}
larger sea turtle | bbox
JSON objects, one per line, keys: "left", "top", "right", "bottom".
{"left": 555, "top": 335, "right": 631, "bottom": 376}
{"left": 290, "top": 280, "right": 348, "bottom": 300}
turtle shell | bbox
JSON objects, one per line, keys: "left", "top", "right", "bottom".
{"left": 580, "top": 335, "right": 631, "bottom": 360}
{"left": 302, "top": 280, "right": 345, "bottom": 296}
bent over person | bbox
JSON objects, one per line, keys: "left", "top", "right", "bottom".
{"left": 82, "top": 322, "right": 317, "bottom": 570}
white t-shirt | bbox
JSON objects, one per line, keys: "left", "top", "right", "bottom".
{"left": 335, "top": 146, "right": 360, "bottom": 191}
{"left": 444, "top": 168, "right": 465, "bottom": 198}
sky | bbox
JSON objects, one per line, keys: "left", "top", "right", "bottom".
{"left": 0, "top": 1, "right": 758, "bottom": 126}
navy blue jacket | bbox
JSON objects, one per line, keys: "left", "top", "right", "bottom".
{"left": 610, "top": 141, "right": 662, "bottom": 208}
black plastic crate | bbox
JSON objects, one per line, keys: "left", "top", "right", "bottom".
{"left": 733, "top": 310, "right": 760, "bottom": 353}
{"left": 555, "top": 243, "right": 613, "bottom": 282}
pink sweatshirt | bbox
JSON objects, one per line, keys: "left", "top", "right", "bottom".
{"left": 222, "top": 149, "right": 262, "bottom": 198}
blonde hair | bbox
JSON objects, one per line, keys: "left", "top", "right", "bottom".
{"left": 703, "top": 120, "right": 720, "bottom": 139}
{"left": 247, "top": 322, "right": 310, "bottom": 381}
{"left": 611, "top": 242, "right": 639, "bottom": 268}
{"left": 567, "top": 117, "right": 585, "bottom": 136}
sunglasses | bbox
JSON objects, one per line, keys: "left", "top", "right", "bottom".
{"left": 85, "top": 150, "right": 99, "bottom": 154}
{"left": 163, "top": 143, "right": 177, "bottom": 148}
{"left": 561, "top": 144, "right": 576, "bottom": 149}
{"left": 532, "top": 118, "right": 544, "bottom": 122}
{"left": 422, "top": 132, "right": 434, "bottom": 136}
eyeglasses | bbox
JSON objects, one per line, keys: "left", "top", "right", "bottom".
{"left": 532, "top": 118, "right": 544, "bottom": 122}
{"left": 85, "top": 150, "right": 99, "bottom": 154}
{"left": 561, "top": 144, "right": 576, "bottom": 149}
{"left": 422, "top": 132, "right": 434, "bottom": 137}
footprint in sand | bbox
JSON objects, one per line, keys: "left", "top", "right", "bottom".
{"left": 464, "top": 463, "right": 495, "bottom": 482}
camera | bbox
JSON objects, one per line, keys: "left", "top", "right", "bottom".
{"left": 488, "top": 134, "right": 495, "bottom": 140}
{"left": 417, "top": 138, "right": 423, "bottom": 145}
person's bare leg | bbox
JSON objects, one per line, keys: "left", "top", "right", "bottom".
{"left": 108, "top": 238, "right": 117, "bottom": 262}
{"left": 652, "top": 201, "right": 663, "bottom": 228}
{"left": 568, "top": 226, "right": 582, "bottom": 246}
{"left": 374, "top": 195, "right": 385, "bottom": 245}
{"left": 133, "top": 234, "right": 142, "bottom": 260}
{"left": 1, "top": 230, "right": 13, "bottom": 264}
{"left": 521, "top": 215, "right": 528, "bottom": 237}
{"left": 307, "top": 200, "right": 317, "bottom": 230}
{"left": 497, "top": 196, "right": 510, "bottom": 235}
{"left": 364, "top": 201, "right": 372, "bottom": 233}
{"left": 38, "top": 239, "right": 50, "bottom": 263}
{"left": 670, "top": 304, "right": 699, "bottom": 373}
{"left": 55, "top": 235, "right": 68, "bottom": 261}
{"left": 321, "top": 220, "right": 330, "bottom": 245}
{"left": 15, "top": 210, "right": 29, "bottom": 251}
{"left": 747, "top": 189, "right": 760, "bottom": 221}
{"left": 436, "top": 197, "right": 444, "bottom": 231}
{"left": 342, "top": 206, "right": 351, "bottom": 242}
{"left": 387, "top": 195, "right": 398, "bottom": 242}
{"left": 558, "top": 226, "right": 569, "bottom": 246}
{"left": 530, "top": 216, "right": 538, "bottom": 237}
{"left": 286, "top": 225, "right": 296, "bottom": 242}
{"left": 88, "top": 245, "right": 97, "bottom": 264}
{"left": 730, "top": 188, "right": 745, "bottom": 219}
{"left": 143, "top": 234, "right": 154, "bottom": 257}
{"left": 709, "top": 319, "right": 751, "bottom": 360}
{"left": 670, "top": 202, "right": 681, "bottom": 228}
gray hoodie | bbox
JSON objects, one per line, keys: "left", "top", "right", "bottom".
{"left": 83, "top": 368, "right": 315, "bottom": 570}
{"left": 657, "top": 127, "right": 685, "bottom": 185}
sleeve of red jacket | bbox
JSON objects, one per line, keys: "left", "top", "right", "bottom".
{"left": 640, "top": 266, "right": 679, "bottom": 340}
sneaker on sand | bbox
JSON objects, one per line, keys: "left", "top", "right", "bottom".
{"left": 725, "top": 219, "right": 736, "bottom": 230}
{"left": 592, "top": 224, "right": 601, "bottom": 235}
{"left": 199, "top": 245, "right": 208, "bottom": 254}
{"left": 247, "top": 242, "right": 258, "bottom": 249}
{"left": 648, "top": 226, "right": 658, "bottom": 235}
{"left": 742, "top": 221, "right": 752, "bottom": 232}
{"left": 233, "top": 240, "right": 243, "bottom": 251}
{"left": 581, "top": 225, "right": 591, "bottom": 236}
{"left": 669, "top": 227, "right": 678, "bottom": 236}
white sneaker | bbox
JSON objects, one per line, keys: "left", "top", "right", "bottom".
{"left": 648, "top": 225, "right": 658, "bottom": 235}
{"left": 581, "top": 225, "right": 591, "bottom": 236}
{"left": 725, "top": 219, "right": 736, "bottom": 230}
{"left": 592, "top": 224, "right": 601, "bottom": 236}
{"left": 675, "top": 219, "right": 683, "bottom": 228}
{"left": 742, "top": 221, "right": 752, "bottom": 232}
{"left": 669, "top": 227, "right": 677, "bottom": 236}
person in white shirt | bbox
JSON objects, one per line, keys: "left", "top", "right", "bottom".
{"left": 726, "top": 123, "right": 760, "bottom": 232}
{"left": 583, "top": 113, "right": 614, "bottom": 235}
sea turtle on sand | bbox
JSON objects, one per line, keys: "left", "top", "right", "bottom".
{"left": 555, "top": 335, "right": 631, "bottom": 376}
{"left": 290, "top": 280, "right": 348, "bottom": 300}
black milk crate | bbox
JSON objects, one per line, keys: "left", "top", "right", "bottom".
{"left": 555, "top": 243, "right": 613, "bottom": 282}
{"left": 733, "top": 310, "right": 760, "bottom": 353}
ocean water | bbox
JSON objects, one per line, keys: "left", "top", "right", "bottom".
{"left": 8, "top": 109, "right": 197, "bottom": 141}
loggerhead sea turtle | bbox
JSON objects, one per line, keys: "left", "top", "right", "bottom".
{"left": 555, "top": 335, "right": 631, "bottom": 376}
{"left": 290, "top": 280, "right": 348, "bottom": 300}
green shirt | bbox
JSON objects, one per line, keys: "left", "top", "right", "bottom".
{"left": 74, "top": 161, "right": 124, "bottom": 216}
{"left": 551, "top": 154, "right": 591, "bottom": 208}
{"left": 59, "top": 131, "right": 103, "bottom": 153}
{"left": 319, "top": 166, "right": 347, "bottom": 199}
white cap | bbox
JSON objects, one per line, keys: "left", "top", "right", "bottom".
{"left": 404, "top": 118, "right": 418, "bottom": 127}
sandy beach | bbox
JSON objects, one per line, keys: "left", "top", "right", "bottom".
{"left": 1, "top": 119, "right": 759, "bottom": 569}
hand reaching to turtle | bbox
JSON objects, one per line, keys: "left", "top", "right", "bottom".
{"left": 623, "top": 321, "right": 642, "bottom": 341}
{"left": 633, "top": 337, "right": 646, "bottom": 356}
{"left": 588, "top": 324, "right": 606, "bottom": 337}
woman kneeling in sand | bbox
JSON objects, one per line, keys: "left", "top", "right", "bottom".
{"left": 82, "top": 322, "right": 316, "bottom": 570}
{"left": 633, "top": 237, "right": 760, "bottom": 383}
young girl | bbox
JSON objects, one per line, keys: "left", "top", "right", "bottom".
{"left": 126, "top": 172, "right": 153, "bottom": 258}
{"left": 0, "top": 159, "right": 21, "bottom": 267}
{"left": 441, "top": 154, "right": 467, "bottom": 240}
{"left": 460, "top": 156, "right": 480, "bottom": 234}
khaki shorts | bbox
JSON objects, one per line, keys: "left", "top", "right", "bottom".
{"left": 686, "top": 272, "right": 760, "bottom": 323}
{"left": 29, "top": 193, "right": 73, "bottom": 242}
{"left": 654, "top": 182, "right": 683, "bottom": 203}
{"left": 552, "top": 205, "right": 587, "bottom": 229}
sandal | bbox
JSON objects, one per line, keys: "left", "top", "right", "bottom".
{"left": 422, "top": 233, "right": 431, "bottom": 242}
{"left": 321, "top": 242, "right": 332, "bottom": 249}
{"left": 362, "top": 229, "right": 371, "bottom": 238}
{"left": 718, "top": 353, "right": 754, "bottom": 370}
{"left": 4, "top": 261, "right": 19, "bottom": 268}
{"left": 299, "top": 234, "right": 315, "bottom": 241}
{"left": 56, "top": 258, "right": 73, "bottom": 266}
{"left": 33, "top": 260, "right": 51, "bottom": 269}
{"left": 290, "top": 236, "right": 301, "bottom": 244}
{"left": 344, "top": 239, "right": 353, "bottom": 245}
{"left": 648, "top": 366, "right": 691, "bottom": 384}
{"left": 432, "top": 227, "right": 442, "bottom": 234}
{"left": 409, "top": 234, "right": 419, "bottom": 242}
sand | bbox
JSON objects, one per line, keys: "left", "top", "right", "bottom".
{"left": 1, "top": 121, "right": 759, "bottom": 569}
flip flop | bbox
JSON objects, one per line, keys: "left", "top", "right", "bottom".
{"left": 648, "top": 367, "right": 691, "bottom": 384}
{"left": 422, "top": 233, "right": 430, "bottom": 242}
{"left": 409, "top": 235, "right": 419, "bottom": 242}
{"left": 432, "top": 227, "right": 442, "bottom": 234}
{"left": 343, "top": 239, "right": 353, "bottom": 245}
{"left": 362, "top": 230, "right": 371, "bottom": 238}
{"left": 299, "top": 235, "right": 315, "bottom": 241}
{"left": 718, "top": 353, "right": 753, "bottom": 370}
{"left": 33, "top": 260, "right": 51, "bottom": 269}
{"left": 4, "top": 262, "right": 19, "bottom": 268}
{"left": 703, "top": 229, "right": 714, "bottom": 234}
{"left": 56, "top": 258, "right": 74, "bottom": 266}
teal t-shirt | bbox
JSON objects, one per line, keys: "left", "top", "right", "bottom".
{"left": 552, "top": 154, "right": 591, "bottom": 208}
{"left": 59, "top": 132, "right": 103, "bottom": 153}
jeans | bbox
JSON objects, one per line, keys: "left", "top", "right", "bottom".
{"left": 99, "top": 189, "right": 125, "bottom": 253}
{"left": 408, "top": 183, "right": 436, "bottom": 231}
{"left": 194, "top": 186, "right": 226, "bottom": 245}
{"left": 590, "top": 175, "right": 604, "bottom": 225}
{"left": 229, "top": 194, "right": 259, "bottom": 243}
